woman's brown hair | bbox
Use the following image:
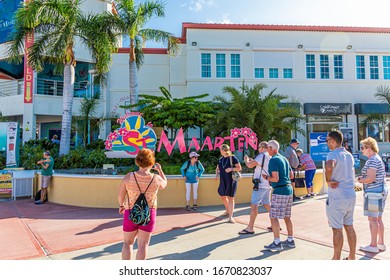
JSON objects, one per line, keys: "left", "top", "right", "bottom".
{"left": 135, "top": 149, "right": 156, "bottom": 168}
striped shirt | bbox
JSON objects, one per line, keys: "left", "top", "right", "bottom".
{"left": 299, "top": 153, "right": 316, "bottom": 170}
{"left": 361, "top": 153, "right": 386, "bottom": 190}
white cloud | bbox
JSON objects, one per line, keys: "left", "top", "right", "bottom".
{"left": 188, "top": 0, "right": 215, "bottom": 12}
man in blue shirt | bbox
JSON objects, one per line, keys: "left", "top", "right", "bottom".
{"left": 325, "top": 130, "right": 356, "bottom": 260}
{"left": 262, "top": 140, "right": 295, "bottom": 251}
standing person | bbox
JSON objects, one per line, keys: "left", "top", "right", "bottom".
{"left": 215, "top": 144, "right": 242, "bottom": 224}
{"left": 35, "top": 151, "right": 54, "bottom": 205}
{"left": 51, "top": 134, "right": 60, "bottom": 144}
{"left": 285, "top": 138, "right": 301, "bottom": 201}
{"left": 262, "top": 140, "right": 295, "bottom": 251}
{"left": 296, "top": 148, "right": 317, "bottom": 198}
{"left": 118, "top": 149, "right": 167, "bottom": 260}
{"left": 180, "top": 151, "right": 205, "bottom": 211}
{"left": 325, "top": 130, "right": 357, "bottom": 260}
{"left": 357, "top": 137, "right": 388, "bottom": 253}
{"left": 239, "top": 141, "right": 271, "bottom": 234}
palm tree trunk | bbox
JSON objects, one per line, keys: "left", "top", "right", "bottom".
{"left": 129, "top": 39, "right": 138, "bottom": 106}
{"left": 59, "top": 63, "right": 75, "bottom": 155}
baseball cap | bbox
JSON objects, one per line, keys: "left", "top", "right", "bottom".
{"left": 189, "top": 151, "right": 200, "bottom": 158}
{"left": 290, "top": 138, "right": 300, "bottom": 144}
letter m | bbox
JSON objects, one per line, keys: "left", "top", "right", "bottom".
{"left": 157, "top": 128, "right": 186, "bottom": 155}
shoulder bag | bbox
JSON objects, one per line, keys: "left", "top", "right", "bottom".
{"left": 229, "top": 156, "right": 242, "bottom": 182}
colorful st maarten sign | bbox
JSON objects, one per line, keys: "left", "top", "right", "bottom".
{"left": 105, "top": 113, "right": 258, "bottom": 158}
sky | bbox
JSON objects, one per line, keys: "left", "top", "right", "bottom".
{"left": 143, "top": 0, "right": 390, "bottom": 47}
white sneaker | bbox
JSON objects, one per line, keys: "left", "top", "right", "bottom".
{"left": 378, "top": 244, "right": 387, "bottom": 251}
{"left": 359, "top": 245, "right": 379, "bottom": 253}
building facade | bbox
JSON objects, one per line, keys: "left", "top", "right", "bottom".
{"left": 2, "top": 7, "right": 390, "bottom": 152}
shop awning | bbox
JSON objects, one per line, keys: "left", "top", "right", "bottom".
{"left": 354, "top": 103, "right": 390, "bottom": 114}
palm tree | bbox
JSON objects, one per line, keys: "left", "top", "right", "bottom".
{"left": 7, "top": 0, "right": 117, "bottom": 155}
{"left": 107, "top": 0, "right": 180, "bottom": 106}
{"left": 126, "top": 86, "right": 214, "bottom": 138}
{"left": 209, "top": 83, "right": 304, "bottom": 146}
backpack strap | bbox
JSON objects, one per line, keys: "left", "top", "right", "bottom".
{"left": 127, "top": 172, "right": 156, "bottom": 208}
{"left": 133, "top": 172, "right": 155, "bottom": 194}
{"left": 184, "top": 160, "right": 191, "bottom": 174}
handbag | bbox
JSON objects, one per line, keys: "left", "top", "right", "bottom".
{"left": 363, "top": 183, "right": 385, "bottom": 212}
{"left": 294, "top": 171, "right": 306, "bottom": 188}
{"left": 229, "top": 156, "right": 242, "bottom": 181}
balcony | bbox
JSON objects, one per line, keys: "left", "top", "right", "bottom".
{"left": 0, "top": 78, "right": 100, "bottom": 98}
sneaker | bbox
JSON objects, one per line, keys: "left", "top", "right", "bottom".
{"left": 304, "top": 194, "right": 311, "bottom": 198}
{"left": 192, "top": 204, "right": 198, "bottom": 210}
{"left": 186, "top": 205, "right": 191, "bottom": 211}
{"left": 264, "top": 241, "right": 283, "bottom": 252}
{"left": 378, "top": 244, "right": 386, "bottom": 251}
{"left": 359, "top": 245, "right": 379, "bottom": 253}
{"left": 281, "top": 239, "right": 296, "bottom": 248}
{"left": 34, "top": 200, "right": 43, "bottom": 205}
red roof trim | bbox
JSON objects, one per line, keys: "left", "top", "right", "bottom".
{"left": 181, "top": 22, "right": 390, "bottom": 38}
{"left": 117, "top": 48, "right": 168, "bottom": 54}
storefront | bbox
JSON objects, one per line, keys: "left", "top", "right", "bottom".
{"left": 355, "top": 103, "right": 390, "bottom": 150}
{"left": 304, "top": 103, "right": 354, "bottom": 151}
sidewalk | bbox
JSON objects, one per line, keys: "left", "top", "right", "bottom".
{"left": 0, "top": 192, "right": 389, "bottom": 260}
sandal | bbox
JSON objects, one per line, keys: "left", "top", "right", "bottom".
{"left": 186, "top": 205, "right": 191, "bottom": 211}
{"left": 192, "top": 204, "right": 198, "bottom": 210}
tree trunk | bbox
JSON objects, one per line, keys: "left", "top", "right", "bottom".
{"left": 129, "top": 39, "right": 138, "bottom": 106}
{"left": 59, "top": 63, "right": 75, "bottom": 155}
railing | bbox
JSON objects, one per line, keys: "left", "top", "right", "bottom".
{"left": 0, "top": 79, "right": 100, "bottom": 98}
{"left": 0, "top": 80, "right": 21, "bottom": 97}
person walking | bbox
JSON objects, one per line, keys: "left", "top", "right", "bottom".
{"left": 118, "top": 149, "right": 167, "bottom": 260}
{"left": 239, "top": 141, "right": 271, "bottom": 234}
{"left": 215, "top": 144, "right": 242, "bottom": 224}
{"left": 357, "top": 137, "right": 388, "bottom": 253}
{"left": 35, "top": 151, "right": 54, "bottom": 205}
{"left": 285, "top": 138, "right": 301, "bottom": 201}
{"left": 180, "top": 151, "right": 205, "bottom": 211}
{"left": 325, "top": 130, "right": 357, "bottom": 260}
{"left": 262, "top": 140, "right": 295, "bottom": 251}
{"left": 296, "top": 148, "right": 317, "bottom": 198}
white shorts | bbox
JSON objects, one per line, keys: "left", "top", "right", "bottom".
{"left": 326, "top": 196, "right": 356, "bottom": 229}
{"left": 251, "top": 187, "right": 271, "bottom": 205}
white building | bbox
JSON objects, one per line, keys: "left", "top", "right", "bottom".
{"left": 1, "top": 3, "right": 390, "bottom": 153}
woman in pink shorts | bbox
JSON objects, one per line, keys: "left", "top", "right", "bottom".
{"left": 118, "top": 149, "right": 167, "bottom": 260}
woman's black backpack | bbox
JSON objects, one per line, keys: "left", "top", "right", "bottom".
{"left": 127, "top": 173, "right": 155, "bottom": 226}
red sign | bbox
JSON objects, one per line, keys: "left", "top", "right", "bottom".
{"left": 23, "top": 31, "right": 34, "bottom": 103}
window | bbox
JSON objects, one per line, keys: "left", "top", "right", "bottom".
{"left": 306, "top": 54, "right": 315, "bottom": 79}
{"left": 320, "top": 54, "right": 329, "bottom": 79}
{"left": 334, "top": 55, "right": 343, "bottom": 79}
{"left": 283, "top": 68, "right": 293, "bottom": 78}
{"left": 370, "top": 55, "right": 379, "bottom": 80}
{"left": 254, "top": 68, "right": 264, "bottom": 78}
{"left": 201, "top": 53, "right": 211, "bottom": 78}
{"left": 384, "top": 56, "right": 390, "bottom": 79}
{"left": 269, "top": 68, "right": 278, "bottom": 78}
{"left": 231, "top": 54, "right": 241, "bottom": 78}
{"left": 216, "top": 53, "right": 226, "bottom": 78}
{"left": 356, "top": 55, "right": 365, "bottom": 79}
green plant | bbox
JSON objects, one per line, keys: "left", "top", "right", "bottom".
{"left": 19, "top": 139, "right": 59, "bottom": 170}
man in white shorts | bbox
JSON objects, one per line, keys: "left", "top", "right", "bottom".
{"left": 239, "top": 141, "right": 271, "bottom": 234}
{"left": 325, "top": 130, "right": 357, "bottom": 260}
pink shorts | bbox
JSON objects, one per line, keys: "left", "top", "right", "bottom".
{"left": 123, "top": 208, "right": 157, "bottom": 233}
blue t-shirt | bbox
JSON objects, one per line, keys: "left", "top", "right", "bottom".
{"left": 326, "top": 147, "right": 356, "bottom": 200}
{"left": 268, "top": 153, "right": 293, "bottom": 196}
{"left": 180, "top": 160, "right": 205, "bottom": 183}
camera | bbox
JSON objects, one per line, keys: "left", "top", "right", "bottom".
{"left": 252, "top": 178, "right": 260, "bottom": 191}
